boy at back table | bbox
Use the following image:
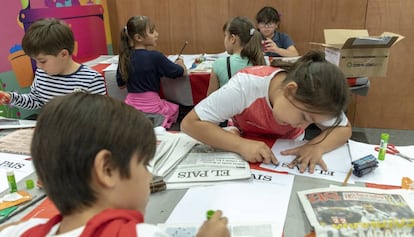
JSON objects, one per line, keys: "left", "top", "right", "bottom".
{"left": 0, "top": 92, "right": 229, "bottom": 236}
{"left": 256, "top": 6, "right": 299, "bottom": 57}
{"left": 0, "top": 18, "right": 106, "bottom": 111}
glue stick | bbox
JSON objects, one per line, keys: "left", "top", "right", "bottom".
{"left": 377, "top": 133, "right": 389, "bottom": 161}
{"left": 206, "top": 210, "right": 215, "bottom": 220}
{"left": 7, "top": 171, "right": 18, "bottom": 193}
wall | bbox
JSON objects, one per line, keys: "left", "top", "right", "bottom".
{"left": 106, "top": 0, "right": 413, "bottom": 130}
{"left": 354, "top": 0, "right": 414, "bottom": 129}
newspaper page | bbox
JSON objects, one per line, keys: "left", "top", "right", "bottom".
{"left": 297, "top": 186, "right": 414, "bottom": 237}
{"left": 148, "top": 132, "right": 197, "bottom": 177}
{"left": 0, "top": 128, "right": 34, "bottom": 155}
{"left": 164, "top": 143, "right": 251, "bottom": 184}
{"left": 0, "top": 117, "right": 36, "bottom": 129}
{"left": 158, "top": 222, "right": 277, "bottom": 237}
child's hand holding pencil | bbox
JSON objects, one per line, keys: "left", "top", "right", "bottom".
{"left": 176, "top": 40, "right": 188, "bottom": 61}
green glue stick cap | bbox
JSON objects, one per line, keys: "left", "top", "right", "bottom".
{"left": 26, "top": 179, "right": 35, "bottom": 189}
{"left": 206, "top": 210, "right": 215, "bottom": 220}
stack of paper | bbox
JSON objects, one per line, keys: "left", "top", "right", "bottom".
{"left": 0, "top": 128, "right": 34, "bottom": 155}
{"left": 149, "top": 132, "right": 197, "bottom": 177}
{"left": 0, "top": 117, "right": 36, "bottom": 130}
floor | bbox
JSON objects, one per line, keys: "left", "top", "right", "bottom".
{"left": 352, "top": 127, "right": 414, "bottom": 146}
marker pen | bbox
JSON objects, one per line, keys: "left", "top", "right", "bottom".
{"left": 351, "top": 154, "right": 377, "bottom": 166}
{"left": 353, "top": 165, "right": 378, "bottom": 177}
{"left": 353, "top": 160, "right": 378, "bottom": 171}
{"left": 352, "top": 155, "right": 378, "bottom": 171}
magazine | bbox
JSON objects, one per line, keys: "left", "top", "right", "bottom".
{"left": 297, "top": 186, "right": 414, "bottom": 237}
{"left": 164, "top": 143, "right": 251, "bottom": 185}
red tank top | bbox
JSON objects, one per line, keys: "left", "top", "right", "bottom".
{"left": 232, "top": 66, "right": 303, "bottom": 141}
{"left": 21, "top": 209, "right": 144, "bottom": 237}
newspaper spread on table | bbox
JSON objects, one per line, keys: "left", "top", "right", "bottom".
{"left": 297, "top": 186, "right": 414, "bottom": 237}
{"left": 0, "top": 116, "right": 36, "bottom": 130}
{"left": 164, "top": 143, "right": 251, "bottom": 184}
{"left": 0, "top": 128, "right": 34, "bottom": 155}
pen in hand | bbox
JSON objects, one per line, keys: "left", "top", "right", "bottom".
{"left": 176, "top": 41, "right": 188, "bottom": 61}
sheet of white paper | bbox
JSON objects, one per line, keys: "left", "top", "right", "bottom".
{"left": 167, "top": 54, "right": 199, "bottom": 69}
{"left": 260, "top": 139, "right": 414, "bottom": 187}
{"left": 167, "top": 53, "right": 229, "bottom": 70}
{"left": 99, "top": 55, "right": 119, "bottom": 64}
{"left": 261, "top": 139, "right": 353, "bottom": 183}
{"left": 166, "top": 170, "right": 294, "bottom": 237}
{"left": 102, "top": 63, "right": 118, "bottom": 72}
{"left": 0, "top": 152, "right": 34, "bottom": 193}
{"left": 0, "top": 117, "right": 36, "bottom": 129}
{"left": 82, "top": 55, "right": 115, "bottom": 67}
{"left": 346, "top": 140, "right": 414, "bottom": 186}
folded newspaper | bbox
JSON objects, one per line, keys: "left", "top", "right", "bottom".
{"left": 148, "top": 132, "right": 197, "bottom": 177}
{"left": 0, "top": 116, "right": 36, "bottom": 129}
{"left": 164, "top": 143, "right": 251, "bottom": 186}
{"left": 297, "top": 186, "right": 414, "bottom": 237}
{"left": 0, "top": 128, "right": 34, "bottom": 155}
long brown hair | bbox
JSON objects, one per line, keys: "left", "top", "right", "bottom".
{"left": 272, "top": 50, "right": 350, "bottom": 118}
{"left": 118, "top": 16, "right": 153, "bottom": 82}
{"left": 225, "top": 16, "right": 266, "bottom": 66}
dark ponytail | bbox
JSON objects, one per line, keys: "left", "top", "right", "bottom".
{"left": 226, "top": 16, "right": 266, "bottom": 66}
{"left": 276, "top": 50, "right": 350, "bottom": 117}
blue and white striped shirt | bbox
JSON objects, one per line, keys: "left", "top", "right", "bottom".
{"left": 9, "top": 65, "right": 107, "bottom": 110}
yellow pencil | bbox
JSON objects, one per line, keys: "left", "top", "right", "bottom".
{"left": 342, "top": 168, "right": 353, "bottom": 186}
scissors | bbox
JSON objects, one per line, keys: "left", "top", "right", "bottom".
{"left": 374, "top": 144, "right": 414, "bottom": 162}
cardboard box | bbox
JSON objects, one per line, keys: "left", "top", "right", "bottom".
{"left": 312, "top": 29, "right": 404, "bottom": 77}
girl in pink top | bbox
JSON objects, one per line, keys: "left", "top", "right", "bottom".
{"left": 181, "top": 50, "right": 351, "bottom": 173}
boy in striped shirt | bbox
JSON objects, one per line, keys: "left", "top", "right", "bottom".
{"left": 0, "top": 18, "right": 106, "bottom": 110}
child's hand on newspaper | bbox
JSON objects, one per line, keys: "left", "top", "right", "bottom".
{"left": 197, "top": 210, "right": 230, "bottom": 237}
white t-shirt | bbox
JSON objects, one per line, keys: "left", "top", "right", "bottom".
{"left": 0, "top": 218, "right": 170, "bottom": 237}
{"left": 195, "top": 66, "right": 279, "bottom": 124}
{"left": 195, "top": 66, "right": 348, "bottom": 127}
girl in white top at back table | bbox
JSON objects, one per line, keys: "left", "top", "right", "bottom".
{"left": 206, "top": 16, "right": 266, "bottom": 96}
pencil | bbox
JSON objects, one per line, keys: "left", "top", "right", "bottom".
{"left": 176, "top": 41, "right": 188, "bottom": 61}
{"left": 342, "top": 168, "right": 352, "bottom": 186}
